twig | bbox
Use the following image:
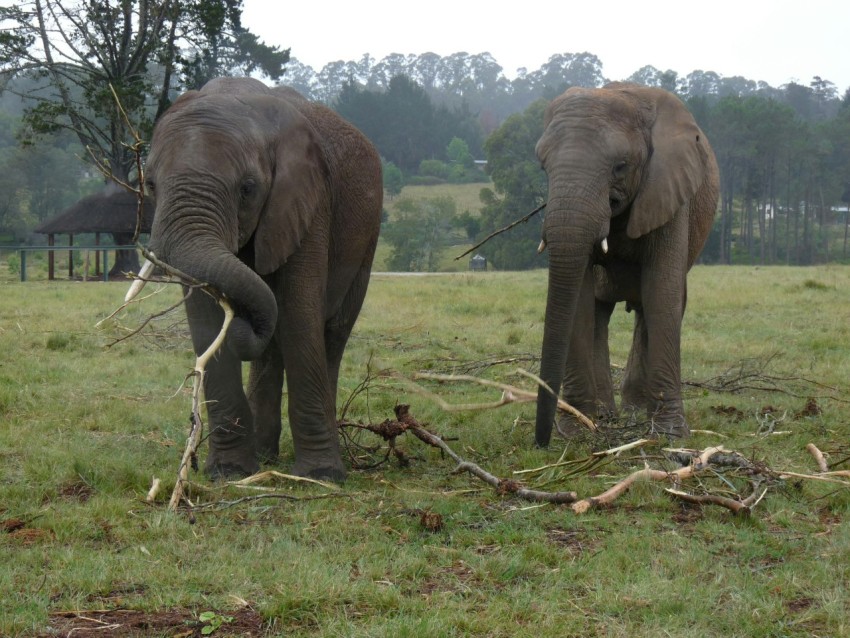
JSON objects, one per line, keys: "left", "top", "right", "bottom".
{"left": 454, "top": 203, "right": 546, "bottom": 261}
{"left": 776, "top": 471, "right": 850, "bottom": 486}
{"left": 145, "top": 477, "right": 161, "bottom": 504}
{"left": 665, "top": 488, "right": 752, "bottom": 515}
{"left": 168, "top": 298, "right": 234, "bottom": 512}
{"left": 192, "top": 492, "right": 349, "bottom": 510}
{"left": 350, "top": 405, "right": 578, "bottom": 504}
{"left": 412, "top": 370, "right": 596, "bottom": 431}
{"left": 226, "top": 470, "right": 340, "bottom": 491}
{"left": 100, "top": 289, "right": 190, "bottom": 349}
{"left": 806, "top": 443, "right": 829, "bottom": 472}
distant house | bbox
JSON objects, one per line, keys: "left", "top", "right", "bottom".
{"left": 34, "top": 185, "right": 155, "bottom": 279}
{"left": 469, "top": 254, "right": 487, "bottom": 271}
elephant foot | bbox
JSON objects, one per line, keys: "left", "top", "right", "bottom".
{"left": 647, "top": 399, "right": 690, "bottom": 439}
{"left": 555, "top": 414, "right": 585, "bottom": 439}
{"left": 555, "top": 400, "right": 601, "bottom": 439}
{"left": 204, "top": 448, "right": 259, "bottom": 480}
{"left": 205, "top": 462, "right": 255, "bottom": 480}
{"left": 292, "top": 457, "right": 347, "bottom": 484}
{"left": 255, "top": 446, "right": 279, "bottom": 465}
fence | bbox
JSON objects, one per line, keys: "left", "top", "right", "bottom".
{"left": 2, "top": 245, "right": 140, "bottom": 282}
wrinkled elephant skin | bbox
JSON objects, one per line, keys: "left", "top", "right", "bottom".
{"left": 143, "top": 78, "right": 382, "bottom": 481}
{"left": 534, "top": 82, "right": 720, "bottom": 446}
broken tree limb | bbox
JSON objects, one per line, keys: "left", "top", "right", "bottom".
{"left": 665, "top": 488, "right": 753, "bottom": 516}
{"left": 571, "top": 446, "right": 727, "bottom": 514}
{"left": 226, "top": 470, "right": 340, "bottom": 491}
{"left": 776, "top": 470, "right": 850, "bottom": 486}
{"left": 168, "top": 297, "right": 234, "bottom": 512}
{"left": 351, "top": 405, "right": 578, "bottom": 504}
{"left": 412, "top": 370, "right": 596, "bottom": 431}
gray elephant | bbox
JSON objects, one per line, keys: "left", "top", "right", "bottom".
{"left": 534, "top": 82, "right": 719, "bottom": 446}
{"left": 140, "top": 77, "right": 382, "bottom": 481}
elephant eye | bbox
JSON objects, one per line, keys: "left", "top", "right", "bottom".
{"left": 144, "top": 179, "right": 155, "bottom": 194}
{"left": 240, "top": 178, "right": 257, "bottom": 199}
{"left": 613, "top": 160, "right": 628, "bottom": 176}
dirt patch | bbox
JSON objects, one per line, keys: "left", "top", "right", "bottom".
{"left": 796, "top": 397, "right": 822, "bottom": 418}
{"left": 59, "top": 480, "right": 95, "bottom": 501}
{"left": 671, "top": 503, "right": 705, "bottom": 529}
{"left": 40, "top": 607, "right": 267, "bottom": 638}
{"left": 1, "top": 517, "right": 27, "bottom": 533}
{"left": 546, "top": 527, "right": 600, "bottom": 556}
{"left": 785, "top": 597, "right": 815, "bottom": 613}
{"left": 711, "top": 405, "right": 745, "bottom": 421}
{"left": 6, "top": 526, "right": 55, "bottom": 545}
{"left": 413, "top": 560, "right": 480, "bottom": 598}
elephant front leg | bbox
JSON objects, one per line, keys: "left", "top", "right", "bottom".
{"left": 281, "top": 326, "right": 345, "bottom": 482}
{"left": 279, "top": 262, "right": 346, "bottom": 482}
{"left": 638, "top": 231, "right": 690, "bottom": 438}
{"left": 592, "top": 299, "right": 617, "bottom": 419}
{"left": 184, "top": 288, "right": 258, "bottom": 478}
{"left": 557, "top": 268, "right": 598, "bottom": 437}
{"left": 247, "top": 336, "right": 284, "bottom": 464}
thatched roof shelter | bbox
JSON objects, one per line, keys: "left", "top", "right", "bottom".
{"left": 35, "top": 186, "right": 154, "bottom": 236}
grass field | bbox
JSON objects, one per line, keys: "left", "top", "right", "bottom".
{"left": 1, "top": 265, "right": 849, "bottom": 637}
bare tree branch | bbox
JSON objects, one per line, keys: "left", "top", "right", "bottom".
{"left": 454, "top": 203, "right": 546, "bottom": 261}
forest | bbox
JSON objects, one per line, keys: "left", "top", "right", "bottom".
{"left": 1, "top": 0, "right": 849, "bottom": 268}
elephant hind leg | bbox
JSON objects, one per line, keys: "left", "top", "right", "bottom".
{"left": 622, "top": 305, "right": 688, "bottom": 438}
{"left": 593, "top": 299, "right": 617, "bottom": 418}
{"left": 621, "top": 306, "right": 651, "bottom": 414}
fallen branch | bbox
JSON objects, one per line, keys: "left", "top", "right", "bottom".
{"left": 226, "top": 470, "right": 340, "bottom": 491}
{"left": 168, "top": 297, "right": 234, "bottom": 512}
{"left": 571, "top": 446, "right": 727, "bottom": 514}
{"left": 346, "top": 405, "right": 578, "bottom": 504}
{"left": 776, "top": 470, "right": 850, "bottom": 486}
{"left": 665, "top": 488, "right": 753, "bottom": 516}
{"left": 413, "top": 370, "right": 596, "bottom": 431}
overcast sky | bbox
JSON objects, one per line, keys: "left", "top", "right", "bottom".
{"left": 241, "top": 0, "right": 850, "bottom": 93}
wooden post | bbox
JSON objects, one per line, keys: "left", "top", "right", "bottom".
{"left": 48, "top": 234, "right": 55, "bottom": 280}
{"left": 95, "top": 232, "right": 101, "bottom": 276}
{"left": 68, "top": 233, "right": 74, "bottom": 279}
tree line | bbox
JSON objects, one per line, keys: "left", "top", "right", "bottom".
{"left": 1, "top": 1, "right": 848, "bottom": 268}
{"left": 471, "top": 79, "right": 850, "bottom": 270}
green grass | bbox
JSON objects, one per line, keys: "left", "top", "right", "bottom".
{"left": 385, "top": 182, "right": 490, "bottom": 218}
{"left": 1, "top": 266, "right": 849, "bottom": 636}
{"left": 375, "top": 182, "right": 489, "bottom": 272}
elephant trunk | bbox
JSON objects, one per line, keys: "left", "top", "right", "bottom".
{"left": 150, "top": 201, "right": 277, "bottom": 361}
{"left": 535, "top": 193, "right": 608, "bottom": 447}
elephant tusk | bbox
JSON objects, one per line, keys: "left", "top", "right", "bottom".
{"left": 125, "top": 258, "right": 155, "bottom": 302}
{"left": 601, "top": 237, "right": 609, "bottom": 254}
{"left": 537, "top": 239, "right": 547, "bottom": 254}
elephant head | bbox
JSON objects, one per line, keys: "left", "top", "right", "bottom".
{"left": 143, "top": 78, "right": 328, "bottom": 360}
{"left": 534, "top": 82, "right": 717, "bottom": 446}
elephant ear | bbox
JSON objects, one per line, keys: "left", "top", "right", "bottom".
{"left": 254, "top": 115, "right": 329, "bottom": 275}
{"left": 627, "top": 90, "right": 708, "bottom": 239}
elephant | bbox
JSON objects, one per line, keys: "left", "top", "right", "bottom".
{"left": 138, "top": 77, "right": 383, "bottom": 481}
{"left": 534, "top": 82, "right": 719, "bottom": 447}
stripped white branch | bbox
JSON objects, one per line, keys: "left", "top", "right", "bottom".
{"left": 412, "top": 369, "right": 596, "bottom": 431}
{"left": 168, "top": 297, "right": 234, "bottom": 512}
